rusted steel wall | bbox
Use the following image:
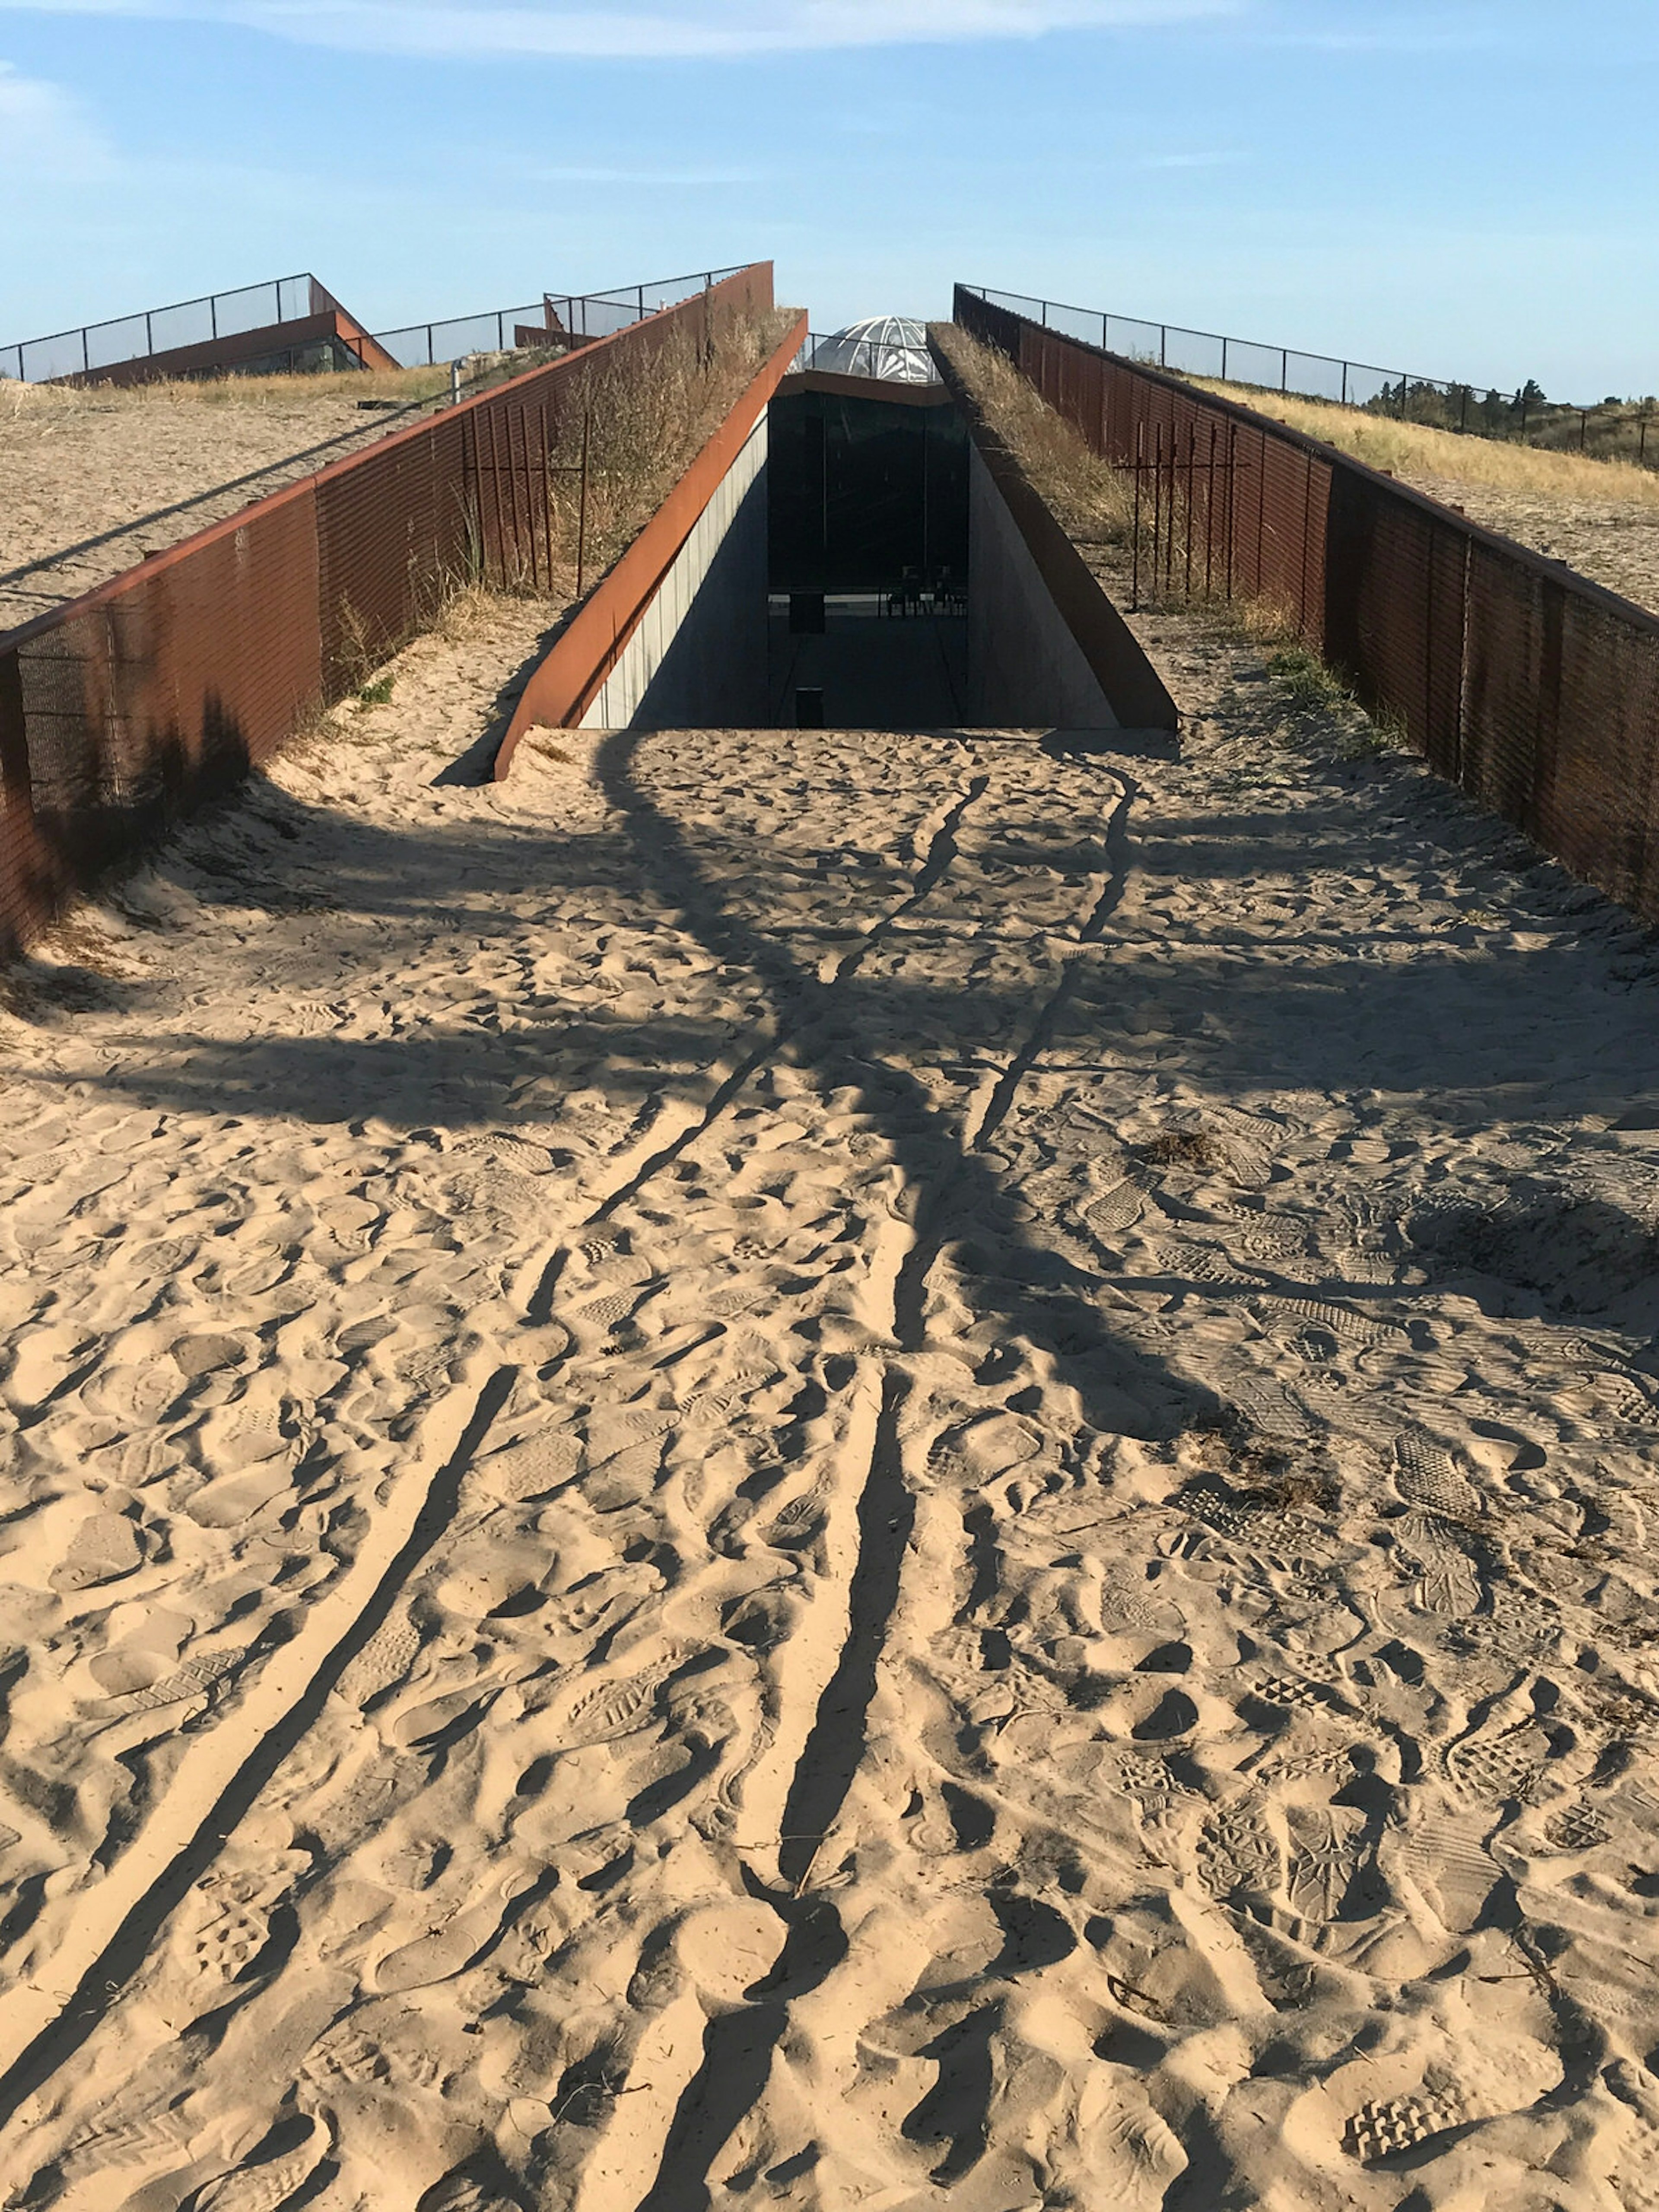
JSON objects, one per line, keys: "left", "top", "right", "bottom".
{"left": 495, "top": 310, "right": 807, "bottom": 767}
{"left": 0, "top": 266, "right": 774, "bottom": 956}
{"left": 956, "top": 284, "right": 1659, "bottom": 922}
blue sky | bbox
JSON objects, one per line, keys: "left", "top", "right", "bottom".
{"left": 1, "top": 0, "right": 1654, "bottom": 400}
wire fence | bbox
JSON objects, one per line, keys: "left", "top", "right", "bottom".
{"left": 0, "top": 265, "right": 775, "bottom": 957}
{"left": 366, "top": 267, "right": 752, "bottom": 369}
{"left": 2, "top": 275, "right": 326, "bottom": 385}
{"left": 1, "top": 265, "right": 755, "bottom": 385}
{"left": 961, "top": 284, "right": 1659, "bottom": 469}
{"left": 954, "top": 283, "right": 1659, "bottom": 925}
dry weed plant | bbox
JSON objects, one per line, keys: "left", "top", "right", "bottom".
{"left": 930, "top": 323, "right": 1134, "bottom": 549}
{"left": 1190, "top": 378, "right": 1659, "bottom": 508}
{"left": 528, "top": 309, "right": 797, "bottom": 602}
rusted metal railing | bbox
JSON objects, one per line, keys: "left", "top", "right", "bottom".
{"left": 0, "top": 266, "right": 776, "bottom": 957}
{"left": 955, "top": 283, "right": 1659, "bottom": 925}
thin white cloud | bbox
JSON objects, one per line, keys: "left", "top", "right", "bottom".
{"left": 0, "top": 0, "right": 1241, "bottom": 55}
{"left": 0, "top": 60, "right": 114, "bottom": 179}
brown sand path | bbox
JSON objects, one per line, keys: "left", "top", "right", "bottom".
{"left": 4, "top": 596, "right": 1659, "bottom": 2208}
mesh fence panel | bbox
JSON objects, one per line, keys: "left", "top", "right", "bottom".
{"left": 1164, "top": 327, "right": 1226, "bottom": 380}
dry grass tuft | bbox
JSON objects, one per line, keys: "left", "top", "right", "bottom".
{"left": 930, "top": 323, "right": 1133, "bottom": 545}
{"left": 526, "top": 308, "right": 798, "bottom": 603}
{"left": 3, "top": 364, "right": 450, "bottom": 418}
{"left": 1189, "top": 378, "right": 1659, "bottom": 509}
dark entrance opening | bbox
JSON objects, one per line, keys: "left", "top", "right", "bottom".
{"left": 766, "top": 372, "right": 969, "bottom": 729}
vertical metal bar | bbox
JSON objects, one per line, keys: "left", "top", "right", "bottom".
{"left": 146, "top": 311, "right": 153, "bottom": 358}
{"left": 1580, "top": 409, "right": 1588, "bottom": 451}
{"left": 1225, "top": 420, "right": 1236, "bottom": 602}
{"left": 1165, "top": 426, "right": 1176, "bottom": 594}
{"left": 576, "top": 408, "right": 591, "bottom": 599}
{"left": 210, "top": 294, "right": 218, "bottom": 340}
{"left": 1341, "top": 361, "right": 1348, "bottom": 406}
{"left": 538, "top": 400, "right": 554, "bottom": 586}
{"left": 485, "top": 406, "right": 509, "bottom": 587}
{"left": 1222, "top": 335, "right": 1229, "bottom": 382}
{"left": 82, "top": 326, "right": 89, "bottom": 375}
{"left": 1151, "top": 422, "right": 1163, "bottom": 596}
{"left": 1184, "top": 420, "right": 1195, "bottom": 597}
{"left": 1132, "top": 420, "right": 1143, "bottom": 611}
{"left": 428, "top": 325, "right": 435, "bottom": 367}
{"left": 1160, "top": 325, "right": 1167, "bottom": 368}
{"left": 1205, "top": 421, "right": 1216, "bottom": 597}
{"left": 1281, "top": 347, "right": 1288, "bottom": 394}
{"left": 507, "top": 406, "right": 531, "bottom": 587}
{"left": 1102, "top": 312, "right": 1109, "bottom": 351}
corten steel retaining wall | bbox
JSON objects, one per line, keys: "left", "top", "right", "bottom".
{"left": 0, "top": 265, "right": 775, "bottom": 957}
{"left": 495, "top": 311, "right": 806, "bottom": 768}
{"left": 955, "top": 286, "right": 1659, "bottom": 923}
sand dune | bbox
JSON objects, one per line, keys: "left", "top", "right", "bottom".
{"left": 3, "top": 591, "right": 1659, "bottom": 2208}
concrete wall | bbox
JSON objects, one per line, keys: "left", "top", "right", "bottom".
{"left": 964, "top": 442, "right": 1119, "bottom": 730}
{"left": 579, "top": 414, "right": 769, "bottom": 731}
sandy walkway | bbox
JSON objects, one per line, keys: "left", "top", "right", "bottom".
{"left": 4, "top": 594, "right": 1659, "bottom": 2209}
{"left": 0, "top": 386, "right": 440, "bottom": 634}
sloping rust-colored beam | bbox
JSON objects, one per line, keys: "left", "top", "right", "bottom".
{"left": 493, "top": 309, "right": 807, "bottom": 773}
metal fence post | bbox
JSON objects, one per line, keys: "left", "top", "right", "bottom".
{"left": 81, "top": 327, "right": 89, "bottom": 374}
{"left": 1161, "top": 326, "right": 1167, "bottom": 368}
{"left": 575, "top": 407, "right": 591, "bottom": 598}
{"left": 210, "top": 294, "right": 218, "bottom": 340}
{"left": 1222, "top": 336, "right": 1228, "bottom": 382}
{"left": 146, "top": 311, "right": 153, "bottom": 358}
{"left": 1341, "top": 361, "right": 1348, "bottom": 406}
{"left": 1280, "top": 347, "right": 1287, "bottom": 394}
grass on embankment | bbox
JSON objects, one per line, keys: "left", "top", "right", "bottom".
{"left": 3, "top": 363, "right": 458, "bottom": 420}
{"left": 1187, "top": 379, "right": 1659, "bottom": 509}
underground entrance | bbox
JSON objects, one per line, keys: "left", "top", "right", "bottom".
{"left": 493, "top": 338, "right": 1179, "bottom": 755}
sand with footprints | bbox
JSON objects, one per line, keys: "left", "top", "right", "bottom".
{"left": 3, "top": 588, "right": 1659, "bottom": 2208}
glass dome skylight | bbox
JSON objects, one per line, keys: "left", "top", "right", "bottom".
{"left": 812, "top": 316, "right": 933, "bottom": 383}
